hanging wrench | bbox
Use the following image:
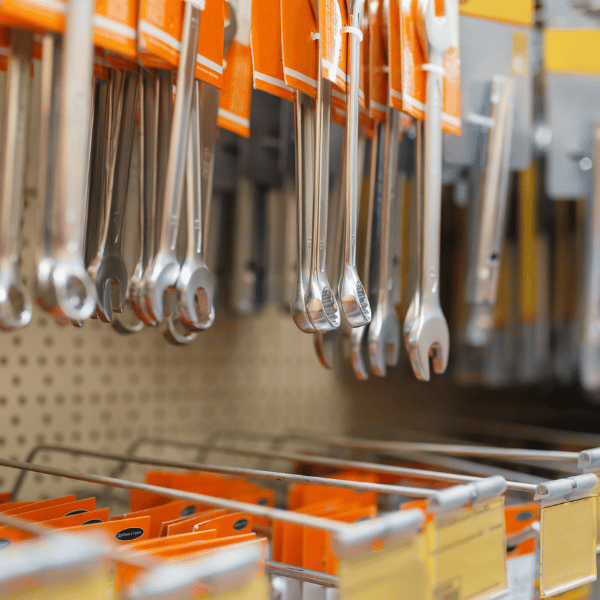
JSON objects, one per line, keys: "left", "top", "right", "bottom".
{"left": 177, "top": 77, "right": 215, "bottom": 330}
{"left": 368, "top": 108, "right": 400, "bottom": 376}
{"left": 349, "top": 122, "right": 385, "bottom": 379}
{"left": 51, "top": 0, "right": 98, "bottom": 322}
{"left": 305, "top": 0, "right": 341, "bottom": 332}
{"left": 406, "top": 0, "right": 451, "bottom": 381}
{"left": 465, "top": 76, "right": 515, "bottom": 346}
{"left": 0, "top": 29, "right": 34, "bottom": 330}
{"left": 88, "top": 68, "right": 139, "bottom": 322}
{"left": 338, "top": 0, "right": 371, "bottom": 328}
{"left": 144, "top": 0, "right": 202, "bottom": 322}
{"left": 291, "top": 91, "right": 316, "bottom": 333}
{"left": 130, "top": 68, "right": 160, "bottom": 326}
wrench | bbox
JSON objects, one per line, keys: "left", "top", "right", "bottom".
{"left": 368, "top": 108, "right": 400, "bottom": 376}
{"left": 88, "top": 68, "right": 139, "bottom": 322}
{"left": 464, "top": 76, "right": 515, "bottom": 346}
{"left": 130, "top": 68, "right": 160, "bottom": 326}
{"left": 304, "top": 0, "right": 341, "bottom": 332}
{"left": 51, "top": 0, "right": 98, "bottom": 322}
{"left": 338, "top": 0, "right": 371, "bottom": 328}
{"left": 406, "top": 0, "right": 451, "bottom": 381}
{"left": 0, "top": 28, "right": 34, "bottom": 330}
{"left": 291, "top": 91, "right": 316, "bottom": 333}
{"left": 349, "top": 122, "right": 385, "bottom": 379}
{"left": 144, "top": 0, "right": 201, "bottom": 322}
{"left": 177, "top": 77, "right": 215, "bottom": 330}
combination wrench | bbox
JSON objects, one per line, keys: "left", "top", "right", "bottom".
{"left": 0, "top": 29, "right": 34, "bottom": 330}
{"left": 50, "top": 0, "right": 98, "bottom": 323}
{"left": 368, "top": 108, "right": 401, "bottom": 376}
{"left": 88, "top": 68, "right": 139, "bottom": 322}
{"left": 406, "top": 0, "right": 451, "bottom": 381}
{"left": 338, "top": 0, "right": 370, "bottom": 328}
{"left": 305, "top": 0, "right": 341, "bottom": 332}
{"left": 144, "top": 0, "right": 201, "bottom": 322}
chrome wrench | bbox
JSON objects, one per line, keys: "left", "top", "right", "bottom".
{"left": 145, "top": 0, "right": 201, "bottom": 322}
{"left": 177, "top": 77, "right": 214, "bottom": 330}
{"left": 339, "top": 0, "right": 371, "bottom": 328}
{"left": 350, "top": 122, "right": 385, "bottom": 379}
{"left": 0, "top": 29, "right": 34, "bottom": 330}
{"left": 88, "top": 68, "right": 139, "bottom": 322}
{"left": 51, "top": 0, "right": 97, "bottom": 322}
{"left": 305, "top": 0, "right": 341, "bottom": 332}
{"left": 465, "top": 75, "right": 515, "bottom": 346}
{"left": 406, "top": 0, "right": 451, "bottom": 381}
{"left": 291, "top": 91, "right": 316, "bottom": 333}
{"left": 368, "top": 108, "right": 400, "bottom": 376}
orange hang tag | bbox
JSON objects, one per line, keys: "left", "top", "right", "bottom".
{"left": 0, "top": 0, "right": 63, "bottom": 32}
{"left": 44, "top": 508, "right": 110, "bottom": 529}
{"left": 196, "top": 0, "right": 225, "bottom": 87}
{"left": 2, "top": 495, "right": 77, "bottom": 515}
{"left": 64, "top": 516, "right": 151, "bottom": 544}
{"left": 138, "top": 0, "right": 182, "bottom": 68}
{"left": 280, "top": 0, "right": 318, "bottom": 98}
{"left": 93, "top": 0, "right": 138, "bottom": 60}
{"left": 369, "top": 0, "right": 387, "bottom": 121}
{"left": 400, "top": 0, "right": 461, "bottom": 135}
{"left": 251, "top": 0, "right": 295, "bottom": 101}
{"left": 320, "top": 0, "right": 348, "bottom": 91}
{"left": 217, "top": 0, "right": 253, "bottom": 137}
{"left": 387, "top": 0, "right": 401, "bottom": 110}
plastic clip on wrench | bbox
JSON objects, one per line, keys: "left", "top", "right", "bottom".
{"left": 305, "top": 0, "right": 341, "bottom": 332}
{"left": 368, "top": 108, "right": 401, "bottom": 376}
{"left": 406, "top": 0, "right": 451, "bottom": 381}
{"left": 465, "top": 76, "right": 515, "bottom": 347}
{"left": 0, "top": 28, "right": 34, "bottom": 330}
{"left": 51, "top": 0, "right": 98, "bottom": 323}
{"left": 339, "top": 0, "right": 371, "bottom": 328}
{"left": 144, "top": 0, "right": 203, "bottom": 323}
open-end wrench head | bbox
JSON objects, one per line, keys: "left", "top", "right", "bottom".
{"left": 406, "top": 305, "right": 449, "bottom": 381}
{"left": 368, "top": 307, "right": 400, "bottom": 377}
{"left": 111, "top": 303, "right": 145, "bottom": 335}
{"left": 90, "top": 256, "right": 128, "bottom": 323}
{"left": 314, "top": 330, "right": 336, "bottom": 369}
{"left": 403, "top": 292, "right": 418, "bottom": 346}
{"left": 129, "top": 264, "right": 158, "bottom": 326}
{"left": 349, "top": 326, "right": 369, "bottom": 380}
{"left": 177, "top": 258, "right": 215, "bottom": 330}
{"left": 305, "top": 277, "right": 341, "bottom": 332}
{"left": 51, "top": 261, "right": 97, "bottom": 322}
{"left": 0, "top": 273, "right": 32, "bottom": 331}
{"left": 339, "top": 266, "right": 371, "bottom": 327}
{"left": 163, "top": 313, "right": 199, "bottom": 346}
{"left": 291, "top": 278, "right": 316, "bottom": 333}
{"left": 144, "top": 253, "right": 180, "bottom": 323}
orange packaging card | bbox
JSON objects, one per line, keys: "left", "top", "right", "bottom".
{"left": 400, "top": 0, "right": 461, "bottom": 134}
{"left": 125, "top": 500, "right": 211, "bottom": 539}
{"left": 388, "top": 0, "right": 401, "bottom": 109}
{"left": 148, "top": 532, "right": 258, "bottom": 558}
{"left": 320, "top": 0, "right": 348, "bottom": 90}
{"left": 0, "top": 493, "right": 12, "bottom": 504}
{"left": 0, "top": 0, "right": 64, "bottom": 32}
{"left": 44, "top": 508, "right": 110, "bottom": 529}
{"left": 0, "top": 500, "right": 34, "bottom": 513}
{"left": 369, "top": 0, "right": 387, "bottom": 121}
{"left": 196, "top": 0, "right": 225, "bottom": 87}
{"left": 145, "top": 470, "right": 261, "bottom": 498}
{"left": 192, "top": 512, "right": 253, "bottom": 536}
{"left": 138, "top": 0, "right": 182, "bottom": 67}
{"left": 0, "top": 527, "right": 33, "bottom": 547}
{"left": 218, "top": 0, "right": 253, "bottom": 137}
{"left": 505, "top": 503, "right": 539, "bottom": 536}
{"left": 507, "top": 537, "right": 535, "bottom": 559}
{"left": 63, "top": 516, "right": 151, "bottom": 544}
{"left": 2, "top": 495, "right": 77, "bottom": 516}
{"left": 165, "top": 509, "right": 230, "bottom": 536}
{"left": 94, "top": 0, "right": 138, "bottom": 59}
{"left": 14, "top": 497, "right": 96, "bottom": 523}
{"left": 281, "top": 0, "right": 318, "bottom": 98}
{"left": 251, "top": 0, "right": 295, "bottom": 101}
{"left": 129, "top": 528, "right": 218, "bottom": 551}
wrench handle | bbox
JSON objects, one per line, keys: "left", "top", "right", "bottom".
{"left": 421, "top": 53, "right": 444, "bottom": 302}
{"left": 186, "top": 79, "right": 203, "bottom": 258}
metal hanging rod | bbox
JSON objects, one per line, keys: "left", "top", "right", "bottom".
{"left": 8, "top": 445, "right": 439, "bottom": 498}
{"left": 266, "top": 562, "right": 337, "bottom": 588}
{"left": 84, "top": 437, "right": 538, "bottom": 493}
{"left": 0, "top": 457, "right": 426, "bottom": 533}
